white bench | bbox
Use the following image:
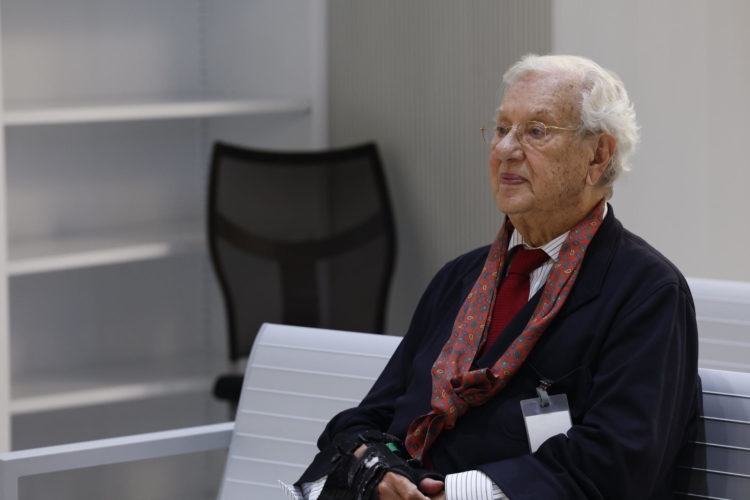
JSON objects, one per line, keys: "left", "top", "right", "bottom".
{"left": 675, "top": 368, "right": 750, "bottom": 499}
{"left": 1, "top": 319, "right": 749, "bottom": 499}
{"left": 675, "top": 277, "right": 750, "bottom": 499}
{"left": 0, "top": 324, "right": 401, "bottom": 500}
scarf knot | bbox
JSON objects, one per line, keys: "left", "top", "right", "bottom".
{"left": 450, "top": 368, "right": 499, "bottom": 406}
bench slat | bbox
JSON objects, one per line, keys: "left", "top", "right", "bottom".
{"left": 233, "top": 411, "right": 326, "bottom": 441}
{"left": 240, "top": 387, "right": 361, "bottom": 421}
{"left": 675, "top": 368, "right": 750, "bottom": 498}
{"left": 701, "top": 394, "right": 750, "bottom": 428}
{"left": 228, "top": 434, "right": 318, "bottom": 467}
{"left": 250, "top": 345, "right": 393, "bottom": 378}
{"left": 680, "top": 442, "right": 750, "bottom": 476}
{"left": 674, "top": 466, "right": 750, "bottom": 500}
{"left": 698, "top": 418, "right": 750, "bottom": 449}
{"left": 221, "top": 480, "right": 289, "bottom": 499}
{"left": 700, "top": 368, "right": 750, "bottom": 395}
{"left": 223, "top": 457, "right": 306, "bottom": 488}
{"left": 245, "top": 364, "right": 379, "bottom": 399}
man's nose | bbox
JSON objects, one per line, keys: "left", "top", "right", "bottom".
{"left": 494, "top": 128, "right": 524, "bottom": 161}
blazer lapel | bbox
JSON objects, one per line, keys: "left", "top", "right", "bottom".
{"left": 553, "top": 206, "right": 621, "bottom": 320}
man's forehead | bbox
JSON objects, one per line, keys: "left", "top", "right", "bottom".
{"left": 498, "top": 73, "right": 581, "bottom": 120}
{"left": 496, "top": 105, "right": 558, "bottom": 120}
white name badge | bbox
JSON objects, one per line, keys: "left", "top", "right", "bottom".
{"left": 520, "top": 393, "right": 572, "bottom": 453}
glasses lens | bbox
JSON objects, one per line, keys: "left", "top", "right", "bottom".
{"left": 482, "top": 126, "right": 494, "bottom": 144}
{"left": 523, "top": 122, "right": 547, "bottom": 145}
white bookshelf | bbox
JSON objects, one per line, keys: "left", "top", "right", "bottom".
{"left": 3, "top": 98, "right": 310, "bottom": 126}
{"left": 0, "top": 0, "right": 326, "bottom": 497}
{"left": 8, "top": 223, "right": 204, "bottom": 275}
{"left": 11, "top": 355, "right": 226, "bottom": 415}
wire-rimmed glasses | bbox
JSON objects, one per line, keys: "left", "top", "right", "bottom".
{"left": 481, "top": 121, "right": 580, "bottom": 148}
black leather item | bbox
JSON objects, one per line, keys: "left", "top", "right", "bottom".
{"left": 317, "top": 432, "right": 444, "bottom": 500}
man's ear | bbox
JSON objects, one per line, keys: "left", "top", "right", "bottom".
{"left": 587, "top": 133, "right": 616, "bottom": 186}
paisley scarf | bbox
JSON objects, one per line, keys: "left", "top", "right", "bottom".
{"left": 404, "top": 200, "right": 606, "bottom": 460}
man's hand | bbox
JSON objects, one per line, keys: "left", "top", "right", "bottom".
{"left": 421, "top": 477, "right": 446, "bottom": 499}
{"left": 353, "top": 443, "right": 446, "bottom": 499}
{"left": 375, "top": 473, "right": 445, "bottom": 499}
{"left": 376, "top": 472, "right": 446, "bottom": 499}
{"left": 354, "top": 444, "right": 368, "bottom": 458}
{"left": 377, "top": 471, "right": 426, "bottom": 499}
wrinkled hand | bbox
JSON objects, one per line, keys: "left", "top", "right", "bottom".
{"left": 377, "top": 473, "right": 445, "bottom": 499}
{"left": 422, "top": 477, "right": 446, "bottom": 499}
{"left": 353, "top": 444, "right": 446, "bottom": 499}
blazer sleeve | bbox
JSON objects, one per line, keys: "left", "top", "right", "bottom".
{"left": 295, "top": 254, "right": 469, "bottom": 484}
{"left": 479, "top": 281, "right": 700, "bottom": 500}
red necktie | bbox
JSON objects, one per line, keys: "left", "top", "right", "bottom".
{"left": 483, "top": 247, "right": 549, "bottom": 351}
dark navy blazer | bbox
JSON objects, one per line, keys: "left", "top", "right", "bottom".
{"left": 301, "top": 207, "right": 701, "bottom": 499}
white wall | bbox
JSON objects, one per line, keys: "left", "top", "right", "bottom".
{"left": 328, "top": 0, "right": 552, "bottom": 333}
{"left": 554, "top": 0, "right": 750, "bottom": 282}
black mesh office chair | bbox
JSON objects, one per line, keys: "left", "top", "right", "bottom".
{"left": 208, "top": 141, "right": 397, "bottom": 404}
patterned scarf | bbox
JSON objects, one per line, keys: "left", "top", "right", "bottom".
{"left": 404, "top": 200, "right": 606, "bottom": 460}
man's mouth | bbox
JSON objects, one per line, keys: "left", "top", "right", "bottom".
{"left": 500, "top": 173, "right": 526, "bottom": 185}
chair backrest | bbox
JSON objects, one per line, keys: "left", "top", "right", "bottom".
{"left": 217, "top": 323, "right": 401, "bottom": 499}
{"left": 208, "top": 142, "right": 396, "bottom": 362}
{"left": 675, "top": 368, "right": 750, "bottom": 499}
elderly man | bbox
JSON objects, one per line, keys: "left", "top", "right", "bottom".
{"left": 292, "top": 54, "right": 700, "bottom": 500}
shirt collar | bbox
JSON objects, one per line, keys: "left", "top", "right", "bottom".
{"left": 509, "top": 229, "right": 566, "bottom": 262}
{"left": 508, "top": 203, "right": 608, "bottom": 262}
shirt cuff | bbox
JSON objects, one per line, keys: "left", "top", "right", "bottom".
{"left": 445, "top": 470, "right": 510, "bottom": 500}
{"left": 296, "top": 476, "right": 326, "bottom": 500}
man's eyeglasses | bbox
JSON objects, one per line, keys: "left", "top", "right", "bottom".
{"left": 480, "top": 121, "right": 580, "bottom": 148}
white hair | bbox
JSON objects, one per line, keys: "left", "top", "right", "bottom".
{"left": 502, "top": 54, "right": 639, "bottom": 199}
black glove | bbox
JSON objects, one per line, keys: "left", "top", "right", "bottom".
{"left": 317, "top": 431, "right": 444, "bottom": 500}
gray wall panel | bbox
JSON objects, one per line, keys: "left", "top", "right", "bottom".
{"left": 328, "top": 1, "right": 552, "bottom": 332}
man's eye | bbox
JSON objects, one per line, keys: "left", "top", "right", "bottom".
{"left": 528, "top": 124, "right": 546, "bottom": 138}
{"left": 496, "top": 125, "right": 510, "bottom": 136}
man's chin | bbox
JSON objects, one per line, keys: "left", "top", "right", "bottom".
{"left": 494, "top": 196, "right": 533, "bottom": 217}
